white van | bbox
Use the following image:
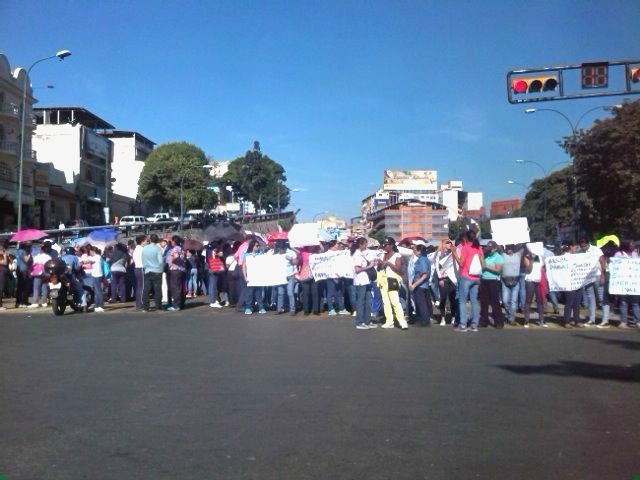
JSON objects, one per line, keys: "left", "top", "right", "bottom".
{"left": 119, "top": 215, "right": 147, "bottom": 230}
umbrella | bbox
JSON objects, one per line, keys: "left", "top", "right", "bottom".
{"left": 184, "top": 238, "right": 204, "bottom": 250}
{"left": 203, "top": 222, "right": 245, "bottom": 242}
{"left": 88, "top": 228, "right": 119, "bottom": 243}
{"left": 244, "top": 232, "right": 267, "bottom": 245}
{"left": 288, "top": 223, "right": 332, "bottom": 248}
{"left": 10, "top": 228, "right": 48, "bottom": 242}
{"left": 596, "top": 234, "right": 620, "bottom": 248}
{"left": 266, "top": 231, "right": 288, "bottom": 242}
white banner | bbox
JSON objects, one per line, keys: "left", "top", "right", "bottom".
{"left": 545, "top": 253, "right": 600, "bottom": 292}
{"left": 526, "top": 242, "right": 545, "bottom": 258}
{"left": 245, "top": 254, "right": 288, "bottom": 286}
{"left": 491, "top": 217, "right": 530, "bottom": 246}
{"left": 308, "top": 250, "right": 354, "bottom": 280}
{"left": 288, "top": 223, "right": 332, "bottom": 248}
{"left": 609, "top": 257, "right": 640, "bottom": 295}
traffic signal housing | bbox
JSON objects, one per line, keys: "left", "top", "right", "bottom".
{"left": 630, "top": 66, "right": 640, "bottom": 83}
{"left": 508, "top": 70, "right": 561, "bottom": 103}
{"left": 511, "top": 75, "right": 559, "bottom": 94}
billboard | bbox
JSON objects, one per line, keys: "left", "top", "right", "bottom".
{"left": 383, "top": 169, "right": 437, "bottom": 191}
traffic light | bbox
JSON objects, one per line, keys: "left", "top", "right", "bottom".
{"left": 511, "top": 74, "right": 559, "bottom": 95}
{"left": 630, "top": 66, "right": 640, "bottom": 83}
{"left": 581, "top": 62, "right": 608, "bottom": 89}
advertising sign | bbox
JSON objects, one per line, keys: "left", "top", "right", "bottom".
{"left": 383, "top": 169, "right": 437, "bottom": 191}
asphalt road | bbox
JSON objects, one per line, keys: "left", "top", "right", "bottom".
{"left": 1, "top": 302, "right": 639, "bottom": 480}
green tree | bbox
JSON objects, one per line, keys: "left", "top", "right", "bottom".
{"left": 138, "top": 142, "right": 217, "bottom": 212}
{"left": 221, "top": 141, "right": 289, "bottom": 212}
{"left": 519, "top": 167, "right": 578, "bottom": 243}
{"left": 561, "top": 100, "right": 640, "bottom": 238}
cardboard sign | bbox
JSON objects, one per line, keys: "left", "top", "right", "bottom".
{"left": 491, "top": 217, "right": 530, "bottom": 246}
{"left": 609, "top": 257, "right": 640, "bottom": 295}
{"left": 245, "top": 254, "right": 288, "bottom": 287}
{"left": 288, "top": 223, "right": 332, "bottom": 248}
{"left": 545, "top": 253, "right": 600, "bottom": 292}
{"left": 308, "top": 250, "right": 355, "bottom": 280}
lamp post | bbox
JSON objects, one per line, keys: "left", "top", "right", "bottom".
{"left": 17, "top": 50, "right": 71, "bottom": 231}
{"left": 524, "top": 105, "right": 618, "bottom": 241}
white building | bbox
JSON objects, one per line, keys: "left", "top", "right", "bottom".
{"left": 437, "top": 180, "right": 483, "bottom": 221}
{"left": 33, "top": 106, "right": 114, "bottom": 225}
{"left": 209, "top": 160, "right": 230, "bottom": 178}
{"left": 96, "top": 129, "right": 155, "bottom": 200}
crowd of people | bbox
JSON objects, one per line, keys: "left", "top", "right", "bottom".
{"left": 0, "top": 230, "right": 638, "bottom": 331}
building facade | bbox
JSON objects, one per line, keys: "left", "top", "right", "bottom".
{"left": 490, "top": 197, "right": 521, "bottom": 218}
{"left": 368, "top": 201, "right": 449, "bottom": 241}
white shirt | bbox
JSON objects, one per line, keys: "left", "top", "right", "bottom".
{"left": 133, "top": 245, "right": 144, "bottom": 268}
{"left": 352, "top": 250, "right": 370, "bottom": 286}
{"left": 91, "top": 254, "right": 103, "bottom": 278}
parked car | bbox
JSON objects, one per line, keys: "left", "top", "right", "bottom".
{"left": 119, "top": 215, "right": 147, "bottom": 230}
{"left": 146, "top": 212, "right": 178, "bottom": 223}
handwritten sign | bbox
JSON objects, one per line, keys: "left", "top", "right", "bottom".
{"left": 545, "top": 253, "right": 600, "bottom": 291}
{"left": 609, "top": 257, "right": 640, "bottom": 295}
{"left": 491, "top": 217, "right": 530, "bottom": 246}
{"left": 245, "top": 254, "right": 288, "bottom": 286}
{"left": 308, "top": 250, "right": 354, "bottom": 280}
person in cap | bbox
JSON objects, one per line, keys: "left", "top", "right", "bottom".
{"left": 408, "top": 242, "right": 432, "bottom": 326}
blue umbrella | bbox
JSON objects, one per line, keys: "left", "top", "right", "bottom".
{"left": 87, "top": 228, "right": 118, "bottom": 243}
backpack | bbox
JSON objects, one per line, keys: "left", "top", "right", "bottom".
{"left": 101, "top": 258, "right": 111, "bottom": 279}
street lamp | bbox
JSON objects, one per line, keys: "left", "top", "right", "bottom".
{"left": 17, "top": 49, "right": 71, "bottom": 231}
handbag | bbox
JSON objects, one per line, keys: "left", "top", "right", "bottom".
{"left": 294, "top": 262, "right": 313, "bottom": 282}
{"left": 387, "top": 277, "right": 400, "bottom": 291}
{"left": 468, "top": 254, "right": 482, "bottom": 276}
{"left": 365, "top": 266, "right": 377, "bottom": 281}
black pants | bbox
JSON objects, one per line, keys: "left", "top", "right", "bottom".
{"left": 524, "top": 281, "right": 544, "bottom": 324}
{"left": 413, "top": 287, "right": 432, "bottom": 326}
{"left": 479, "top": 279, "right": 504, "bottom": 327}
{"left": 143, "top": 272, "right": 163, "bottom": 310}
{"left": 438, "top": 277, "right": 457, "bottom": 321}
{"left": 0, "top": 266, "right": 7, "bottom": 307}
{"left": 168, "top": 270, "right": 184, "bottom": 308}
{"left": 134, "top": 268, "right": 144, "bottom": 308}
{"left": 301, "top": 280, "right": 320, "bottom": 314}
{"left": 564, "top": 289, "right": 581, "bottom": 325}
{"left": 15, "top": 270, "right": 31, "bottom": 307}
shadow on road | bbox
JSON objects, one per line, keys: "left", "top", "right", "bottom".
{"left": 572, "top": 333, "right": 640, "bottom": 351}
{"left": 497, "top": 361, "right": 640, "bottom": 383}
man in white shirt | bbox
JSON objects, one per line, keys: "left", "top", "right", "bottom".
{"left": 132, "top": 235, "right": 148, "bottom": 310}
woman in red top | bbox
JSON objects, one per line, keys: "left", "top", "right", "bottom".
{"left": 449, "top": 230, "right": 484, "bottom": 332}
{"left": 206, "top": 240, "right": 226, "bottom": 308}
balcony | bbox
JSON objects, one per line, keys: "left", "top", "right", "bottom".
{"left": 0, "top": 102, "right": 19, "bottom": 119}
{"left": 0, "top": 141, "right": 18, "bottom": 155}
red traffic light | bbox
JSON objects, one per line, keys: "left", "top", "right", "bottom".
{"left": 631, "top": 67, "right": 640, "bottom": 83}
{"left": 512, "top": 79, "right": 528, "bottom": 94}
{"left": 511, "top": 75, "right": 559, "bottom": 94}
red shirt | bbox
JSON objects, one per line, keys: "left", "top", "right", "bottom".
{"left": 459, "top": 242, "right": 482, "bottom": 279}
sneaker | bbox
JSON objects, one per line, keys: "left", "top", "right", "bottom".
{"left": 338, "top": 310, "right": 350, "bottom": 315}
{"left": 366, "top": 323, "right": 378, "bottom": 329}
{"left": 584, "top": 320, "right": 596, "bottom": 327}
{"left": 618, "top": 323, "right": 629, "bottom": 329}
{"left": 469, "top": 326, "right": 478, "bottom": 332}
{"left": 210, "top": 302, "right": 222, "bottom": 308}
{"left": 434, "top": 300, "right": 440, "bottom": 307}
{"left": 596, "top": 322, "right": 610, "bottom": 329}
{"left": 454, "top": 326, "right": 467, "bottom": 333}
{"left": 27, "top": 304, "right": 40, "bottom": 309}
{"left": 524, "top": 322, "right": 530, "bottom": 329}
{"left": 167, "top": 306, "right": 177, "bottom": 311}
{"left": 574, "top": 322, "right": 586, "bottom": 328}
{"left": 327, "top": 310, "right": 337, "bottom": 316}
{"left": 352, "top": 311, "right": 357, "bottom": 317}
{"left": 538, "top": 321, "right": 548, "bottom": 328}
{"left": 439, "top": 319, "right": 446, "bottom": 326}
{"left": 94, "top": 307, "right": 105, "bottom": 313}
{"left": 244, "top": 308, "right": 252, "bottom": 315}
{"left": 258, "top": 309, "right": 267, "bottom": 314}
{"left": 356, "top": 324, "right": 369, "bottom": 330}
{"left": 381, "top": 324, "right": 395, "bottom": 329}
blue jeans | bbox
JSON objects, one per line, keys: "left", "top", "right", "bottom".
{"left": 619, "top": 295, "right": 640, "bottom": 326}
{"left": 458, "top": 276, "right": 480, "bottom": 328}
{"left": 326, "top": 278, "right": 345, "bottom": 312}
{"left": 92, "top": 276, "right": 103, "bottom": 308}
{"left": 32, "top": 276, "right": 48, "bottom": 304}
{"left": 355, "top": 284, "right": 372, "bottom": 325}
{"left": 244, "top": 286, "right": 264, "bottom": 311}
{"left": 208, "top": 272, "right": 222, "bottom": 303}
{"left": 582, "top": 282, "right": 604, "bottom": 323}
{"left": 277, "top": 275, "right": 296, "bottom": 312}
{"left": 187, "top": 269, "right": 197, "bottom": 294}
{"left": 501, "top": 281, "right": 519, "bottom": 322}
{"left": 518, "top": 275, "right": 526, "bottom": 310}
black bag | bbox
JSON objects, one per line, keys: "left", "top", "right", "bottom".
{"left": 502, "top": 276, "right": 519, "bottom": 288}
{"left": 387, "top": 277, "right": 400, "bottom": 291}
{"left": 365, "top": 267, "right": 377, "bottom": 281}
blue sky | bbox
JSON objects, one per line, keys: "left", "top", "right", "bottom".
{"left": 3, "top": 0, "right": 639, "bottom": 221}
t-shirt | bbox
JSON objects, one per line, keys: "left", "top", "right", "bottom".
{"left": 141, "top": 243, "right": 164, "bottom": 273}
{"left": 90, "top": 254, "right": 103, "bottom": 278}
{"left": 352, "top": 250, "right": 370, "bottom": 286}
{"left": 132, "top": 245, "right": 144, "bottom": 268}
{"left": 384, "top": 252, "right": 403, "bottom": 281}
{"left": 459, "top": 243, "right": 482, "bottom": 279}
{"left": 481, "top": 251, "right": 503, "bottom": 280}
{"left": 525, "top": 261, "right": 543, "bottom": 283}
{"left": 501, "top": 251, "right": 523, "bottom": 278}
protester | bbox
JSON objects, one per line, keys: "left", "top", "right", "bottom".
{"left": 449, "top": 230, "right": 483, "bottom": 332}
{"left": 561, "top": 242, "right": 583, "bottom": 328}
{"left": 242, "top": 240, "right": 266, "bottom": 315}
{"left": 579, "top": 238, "right": 605, "bottom": 326}
{"left": 185, "top": 249, "right": 198, "bottom": 298}
{"left": 479, "top": 240, "right": 505, "bottom": 329}
{"left": 141, "top": 234, "right": 164, "bottom": 312}
{"left": 108, "top": 243, "right": 129, "bottom": 303}
{"left": 132, "top": 235, "right": 147, "bottom": 310}
{"left": 271, "top": 240, "right": 298, "bottom": 315}
{"left": 0, "top": 246, "right": 8, "bottom": 310}
{"left": 434, "top": 239, "right": 457, "bottom": 326}
{"left": 521, "top": 247, "right": 546, "bottom": 328}
{"left": 325, "top": 240, "right": 349, "bottom": 316}
{"left": 166, "top": 235, "right": 186, "bottom": 311}
{"left": 501, "top": 244, "right": 523, "bottom": 326}
{"left": 350, "top": 237, "right": 377, "bottom": 329}
{"left": 596, "top": 241, "right": 617, "bottom": 329}
{"left": 90, "top": 247, "right": 105, "bottom": 312}
{"left": 14, "top": 243, "right": 32, "bottom": 308}
{"left": 206, "top": 241, "right": 225, "bottom": 308}
{"left": 408, "top": 242, "right": 432, "bottom": 327}
{"left": 29, "top": 245, "right": 52, "bottom": 308}
{"left": 613, "top": 240, "right": 639, "bottom": 328}
{"left": 377, "top": 237, "right": 409, "bottom": 330}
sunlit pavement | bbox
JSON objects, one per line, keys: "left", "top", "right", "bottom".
{"left": 1, "top": 300, "right": 638, "bottom": 480}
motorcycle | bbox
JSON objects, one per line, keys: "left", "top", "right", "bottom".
{"left": 44, "top": 259, "right": 94, "bottom": 316}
